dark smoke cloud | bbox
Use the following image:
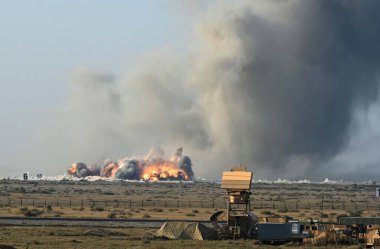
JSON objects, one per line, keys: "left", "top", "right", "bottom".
{"left": 188, "top": 0, "right": 380, "bottom": 178}
{"left": 115, "top": 159, "right": 141, "bottom": 180}
{"left": 67, "top": 162, "right": 100, "bottom": 178}
{"left": 53, "top": 1, "right": 380, "bottom": 180}
{"left": 179, "top": 156, "right": 194, "bottom": 180}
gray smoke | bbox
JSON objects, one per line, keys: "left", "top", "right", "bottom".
{"left": 179, "top": 156, "right": 194, "bottom": 180}
{"left": 58, "top": 0, "right": 380, "bottom": 179}
{"left": 188, "top": 0, "right": 380, "bottom": 178}
{"left": 115, "top": 159, "right": 141, "bottom": 180}
{"left": 67, "top": 162, "right": 100, "bottom": 178}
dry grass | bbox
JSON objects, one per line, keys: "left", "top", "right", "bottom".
{"left": 0, "top": 180, "right": 378, "bottom": 248}
{"left": 0, "top": 226, "right": 360, "bottom": 249}
{"left": 0, "top": 179, "right": 379, "bottom": 222}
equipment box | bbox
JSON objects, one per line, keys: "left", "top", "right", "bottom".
{"left": 256, "top": 223, "right": 292, "bottom": 242}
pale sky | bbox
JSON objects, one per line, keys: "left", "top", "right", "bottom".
{"left": 0, "top": 0, "right": 192, "bottom": 177}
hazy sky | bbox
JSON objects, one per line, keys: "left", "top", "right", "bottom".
{"left": 1, "top": 1, "right": 380, "bottom": 181}
{"left": 0, "top": 0, "right": 191, "bottom": 176}
{"left": 0, "top": 0, "right": 187, "bottom": 117}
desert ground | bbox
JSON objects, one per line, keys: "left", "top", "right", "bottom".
{"left": 0, "top": 179, "right": 379, "bottom": 248}
{"left": 0, "top": 226, "right": 361, "bottom": 249}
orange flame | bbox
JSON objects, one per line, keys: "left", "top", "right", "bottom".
{"left": 100, "top": 162, "right": 119, "bottom": 178}
{"left": 67, "top": 163, "right": 79, "bottom": 175}
{"left": 142, "top": 161, "right": 188, "bottom": 182}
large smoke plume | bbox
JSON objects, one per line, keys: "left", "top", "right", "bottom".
{"left": 53, "top": 0, "right": 380, "bottom": 179}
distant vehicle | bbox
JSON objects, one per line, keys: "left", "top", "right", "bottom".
{"left": 36, "top": 173, "right": 44, "bottom": 179}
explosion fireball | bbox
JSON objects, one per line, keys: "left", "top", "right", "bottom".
{"left": 67, "top": 147, "right": 194, "bottom": 181}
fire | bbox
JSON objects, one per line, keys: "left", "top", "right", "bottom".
{"left": 66, "top": 147, "right": 194, "bottom": 181}
{"left": 67, "top": 163, "right": 78, "bottom": 175}
{"left": 142, "top": 161, "right": 188, "bottom": 182}
{"left": 100, "top": 161, "right": 119, "bottom": 178}
{"left": 67, "top": 162, "right": 96, "bottom": 178}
